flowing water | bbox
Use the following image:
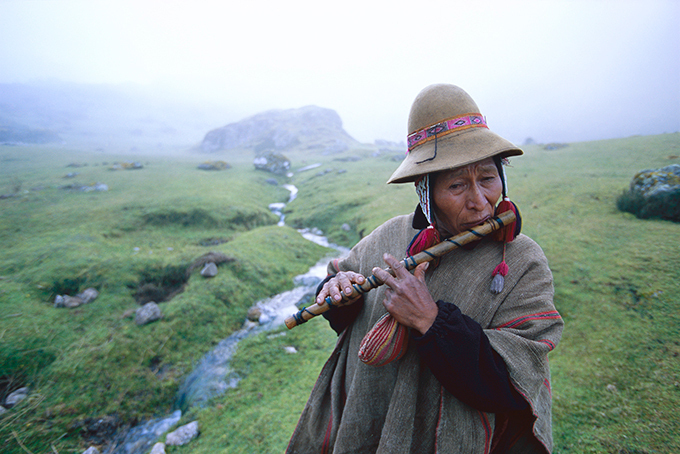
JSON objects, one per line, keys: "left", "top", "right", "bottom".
{"left": 106, "top": 184, "right": 347, "bottom": 454}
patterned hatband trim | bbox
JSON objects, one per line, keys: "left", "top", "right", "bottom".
{"left": 407, "top": 113, "right": 488, "bottom": 152}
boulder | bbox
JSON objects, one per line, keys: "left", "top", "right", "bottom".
{"left": 54, "top": 288, "right": 99, "bottom": 308}
{"left": 54, "top": 295, "right": 84, "bottom": 308}
{"left": 166, "top": 421, "right": 199, "bottom": 446}
{"left": 0, "top": 405, "right": 7, "bottom": 416}
{"left": 82, "top": 448, "right": 100, "bottom": 454}
{"left": 5, "top": 387, "right": 29, "bottom": 408}
{"left": 253, "top": 152, "right": 291, "bottom": 175}
{"left": 78, "top": 288, "right": 99, "bottom": 304}
{"left": 150, "top": 442, "right": 166, "bottom": 454}
{"left": 617, "top": 164, "right": 680, "bottom": 221}
{"left": 200, "top": 262, "right": 218, "bottom": 278}
{"left": 197, "top": 161, "right": 230, "bottom": 170}
{"left": 246, "top": 306, "right": 262, "bottom": 322}
{"left": 199, "top": 105, "right": 357, "bottom": 153}
{"left": 135, "top": 302, "right": 162, "bottom": 326}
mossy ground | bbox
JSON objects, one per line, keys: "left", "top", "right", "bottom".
{"left": 1, "top": 134, "right": 679, "bottom": 453}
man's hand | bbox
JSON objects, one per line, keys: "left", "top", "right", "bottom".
{"left": 317, "top": 271, "right": 366, "bottom": 306}
{"left": 372, "top": 253, "right": 438, "bottom": 336}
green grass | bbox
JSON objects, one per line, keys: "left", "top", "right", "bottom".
{"left": 1, "top": 134, "right": 679, "bottom": 453}
{"left": 0, "top": 145, "right": 330, "bottom": 453}
{"left": 509, "top": 135, "right": 680, "bottom": 453}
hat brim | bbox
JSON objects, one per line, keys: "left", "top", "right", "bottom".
{"left": 387, "top": 127, "right": 523, "bottom": 184}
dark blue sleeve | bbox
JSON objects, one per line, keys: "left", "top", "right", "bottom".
{"left": 413, "top": 300, "right": 528, "bottom": 413}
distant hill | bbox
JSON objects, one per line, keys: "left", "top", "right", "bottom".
{"left": 0, "top": 82, "right": 235, "bottom": 151}
{"left": 199, "top": 105, "right": 360, "bottom": 155}
{"left": 0, "top": 116, "right": 60, "bottom": 145}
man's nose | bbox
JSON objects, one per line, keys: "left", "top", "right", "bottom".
{"left": 465, "top": 183, "right": 485, "bottom": 210}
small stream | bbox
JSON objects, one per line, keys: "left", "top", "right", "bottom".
{"left": 106, "top": 184, "right": 346, "bottom": 454}
{"left": 268, "top": 183, "right": 298, "bottom": 226}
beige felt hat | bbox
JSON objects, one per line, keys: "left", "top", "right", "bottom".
{"left": 388, "top": 84, "right": 523, "bottom": 184}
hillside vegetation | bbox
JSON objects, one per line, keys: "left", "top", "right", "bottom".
{"left": 0, "top": 132, "right": 679, "bottom": 453}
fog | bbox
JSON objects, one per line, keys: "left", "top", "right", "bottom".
{"left": 0, "top": 0, "right": 678, "bottom": 146}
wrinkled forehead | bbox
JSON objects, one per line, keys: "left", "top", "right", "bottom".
{"left": 435, "top": 157, "right": 498, "bottom": 181}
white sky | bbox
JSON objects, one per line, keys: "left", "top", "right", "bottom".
{"left": 0, "top": 0, "right": 678, "bottom": 144}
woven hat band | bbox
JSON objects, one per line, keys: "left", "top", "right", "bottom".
{"left": 407, "top": 113, "right": 488, "bottom": 152}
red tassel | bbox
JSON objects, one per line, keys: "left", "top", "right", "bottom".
{"left": 493, "top": 198, "right": 520, "bottom": 243}
{"left": 490, "top": 243, "right": 510, "bottom": 294}
{"left": 408, "top": 225, "right": 440, "bottom": 256}
{"left": 492, "top": 260, "right": 509, "bottom": 277}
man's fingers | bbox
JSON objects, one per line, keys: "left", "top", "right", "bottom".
{"left": 371, "top": 253, "right": 406, "bottom": 288}
{"left": 337, "top": 274, "right": 354, "bottom": 296}
{"left": 413, "top": 261, "right": 429, "bottom": 281}
{"left": 372, "top": 266, "right": 395, "bottom": 288}
{"left": 317, "top": 272, "right": 366, "bottom": 305}
{"left": 382, "top": 253, "right": 411, "bottom": 278}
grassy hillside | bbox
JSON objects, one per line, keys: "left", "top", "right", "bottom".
{"left": 1, "top": 133, "right": 679, "bottom": 453}
{"left": 0, "top": 146, "right": 331, "bottom": 453}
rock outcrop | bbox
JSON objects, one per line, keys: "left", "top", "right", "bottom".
{"left": 253, "top": 152, "right": 291, "bottom": 175}
{"left": 617, "top": 164, "right": 680, "bottom": 222}
{"left": 199, "top": 105, "right": 358, "bottom": 154}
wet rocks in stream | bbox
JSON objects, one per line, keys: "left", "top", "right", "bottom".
{"left": 149, "top": 443, "right": 166, "bottom": 454}
{"left": 165, "top": 421, "right": 199, "bottom": 446}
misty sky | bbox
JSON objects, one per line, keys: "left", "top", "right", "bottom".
{"left": 0, "top": 0, "right": 678, "bottom": 145}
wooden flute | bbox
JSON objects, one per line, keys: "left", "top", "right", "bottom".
{"left": 284, "top": 210, "right": 516, "bottom": 329}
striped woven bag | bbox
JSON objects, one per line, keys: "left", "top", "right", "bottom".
{"left": 358, "top": 313, "right": 409, "bottom": 366}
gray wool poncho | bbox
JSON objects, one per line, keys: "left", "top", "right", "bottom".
{"left": 287, "top": 213, "right": 563, "bottom": 454}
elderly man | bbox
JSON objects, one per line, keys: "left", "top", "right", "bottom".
{"left": 287, "top": 84, "right": 563, "bottom": 454}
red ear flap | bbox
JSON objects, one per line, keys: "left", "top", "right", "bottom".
{"left": 408, "top": 225, "right": 440, "bottom": 257}
{"left": 493, "top": 199, "right": 522, "bottom": 243}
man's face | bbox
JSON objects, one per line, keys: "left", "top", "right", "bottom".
{"left": 431, "top": 158, "right": 503, "bottom": 237}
